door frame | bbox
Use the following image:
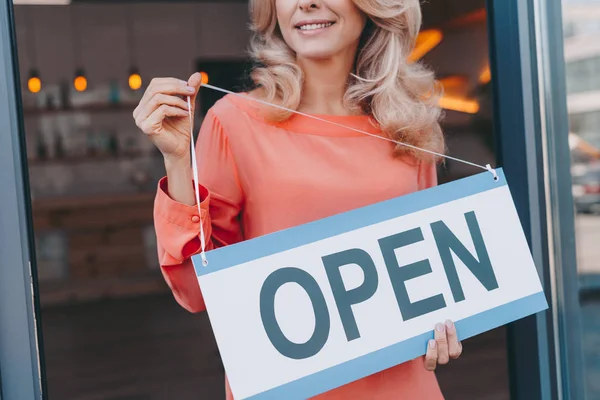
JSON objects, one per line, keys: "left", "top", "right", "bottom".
{"left": 487, "top": 0, "right": 585, "bottom": 399}
{"left": 0, "top": 0, "right": 46, "bottom": 399}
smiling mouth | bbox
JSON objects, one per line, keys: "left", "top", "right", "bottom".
{"left": 296, "top": 22, "right": 335, "bottom": 31}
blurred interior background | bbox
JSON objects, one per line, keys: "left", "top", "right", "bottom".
{"left": 9, "top": 0, "right": 599, "bottom": 398}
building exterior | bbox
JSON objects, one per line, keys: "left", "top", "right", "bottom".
{"left": 564, "top": 1, "right": 600, "bottom": 151}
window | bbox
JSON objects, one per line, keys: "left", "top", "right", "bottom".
{"left": 566, "top": 56, "right": 600, "bottom": 94}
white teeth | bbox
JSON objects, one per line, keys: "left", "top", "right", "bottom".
{"left": 299, "top": 22, "right": 332, "bottom": 31}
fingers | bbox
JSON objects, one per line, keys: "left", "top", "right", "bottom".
{"left": 446, "top": 320, "right": 462, "bottom": 359}
{"left": 148, "top": 77, "right": 196, "bottom": 97}
{"left": 435, "top": 323, "right": 449, "bottom": 365}
{"left": 188, "top": 72, "right": 202, "bottom": 90}
{"left": 424, "top": 321, "right": 463, "bottom": 372}
{"left": 133, "top": 76, "right": 194, "bottom": 132}
{"left": 135, "top": 77, "right": 195, "bottom": 117}
{"left": 424, "top": 339, "right": 438, "bottom": 371}
{"left": 187, "top": 72, "right": 203, "bottom": 104}
{"left": 138, "top": 104, "right": 188, "bottom": 135}
{"left": 134, "top": 93, "right": 189, "bottom": 125}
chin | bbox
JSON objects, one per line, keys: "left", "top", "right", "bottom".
{"left": 296, "top": 47, "right": 340, "bottom": 60}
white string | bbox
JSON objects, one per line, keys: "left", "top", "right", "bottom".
{"left": 200, "top": 83, "right": 498, "bottom": 181}
{"left": 188, "top": 83, "right": 499, "bottom": 267}
{"left": 187, "top": 96, "right": 208, "bottom": 266}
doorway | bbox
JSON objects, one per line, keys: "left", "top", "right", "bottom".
{"left": 0, "top": 1, "right": 554, "bottom": 399}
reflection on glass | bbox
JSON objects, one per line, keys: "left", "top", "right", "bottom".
{"left": 563, "top": 1, "right": 600, "bottom": 397}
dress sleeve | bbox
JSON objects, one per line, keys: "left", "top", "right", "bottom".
{"left": 153, "top": 108, "right": 244, "bottom": 313}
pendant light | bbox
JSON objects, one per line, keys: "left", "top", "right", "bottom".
{"left": 70, "top": 5, "right": 87, "bottom": 92}
{"left": 74, "top": 68, "right": 87, "bottom": 92}
{"left": 200, "top": 71, "right": 209, "bottom": 85}
{"left": 26, "top": 9, "right": 41, "bottom": 93}
{"left": 126, "top": 4, "right": 142, "bottom": 91}
{"left": 128, "top": 67, "right": 142, "bottom": 91}
{"left": 28, "top": 69, "right": 42, "bottom": 93}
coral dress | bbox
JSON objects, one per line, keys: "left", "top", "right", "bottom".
{"left": 153, "top": 93, "right": 444, "bottom": 399}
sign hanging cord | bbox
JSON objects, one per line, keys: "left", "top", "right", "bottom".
{"left": 187, "top": 96, "right": 208, "bottom": 266}
{"left": 187, "top": 83, "right": 498, "bottom": 266}
{"left": 199, "top": 83, "right": 498, "bottom": 180}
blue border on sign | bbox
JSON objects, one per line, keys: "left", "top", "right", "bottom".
{"left": 193, "top": 168, "right": 507, "bottom": 276}
{"left": 245, "top": 290, "right": 547, "bottom": 400}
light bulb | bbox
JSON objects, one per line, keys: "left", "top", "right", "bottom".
{"left": 200, "top": 71, "right": 209, "bottom": 85}
{"left": 28, "top": 69, "right": 42, "bottom": 93}
{"left": 74, "top": 68, "right": 87, "bottom": 92}
{"left": 129, "top": 73, "right": 142, "bottom": 90}
{"left": 129, "top": 67, "right": 142, "bottom": 90}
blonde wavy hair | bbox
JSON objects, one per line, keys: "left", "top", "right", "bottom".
{"left": 247, "top": 0, "right": 445, "bottom": 162}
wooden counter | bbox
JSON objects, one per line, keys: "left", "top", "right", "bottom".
{"left": 32, "top": 191, "right": 170, "bottom": 307}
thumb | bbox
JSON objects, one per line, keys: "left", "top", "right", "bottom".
{"left": 187, "top": 72, "right": 202, "bottom": 103}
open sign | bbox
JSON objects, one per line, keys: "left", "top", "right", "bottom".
{"left": 193, "top": 168, "right": 547, "bottom": 400}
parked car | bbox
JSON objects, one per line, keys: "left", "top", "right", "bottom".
{"left": 572, "top": 162, "right": 600, "bottom": 214}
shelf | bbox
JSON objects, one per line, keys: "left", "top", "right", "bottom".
{"left": 27, "top": 151, "right": 162, "bottom": 167}
{"left": 23, "top": 103, "right": 138, "bottom": 116}
{"left": 33, "top": 191, "right": 156, "bottom": 212}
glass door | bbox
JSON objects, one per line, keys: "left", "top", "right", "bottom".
{"left": 540, "top": 0, "right": 600, "bottom": 398}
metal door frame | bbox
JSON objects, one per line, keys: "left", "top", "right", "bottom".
{"left": 0, "top": 0, "right": 45, "bottom": 399}
{"left": 487, "top": 0, "right": 585, "bottom": 399}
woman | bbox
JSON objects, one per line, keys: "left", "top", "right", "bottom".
{"left": 133, "top": 0, "right": 462, "bottom": 398}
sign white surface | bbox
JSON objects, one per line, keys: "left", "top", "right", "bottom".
{"left": 192, "top": 168, "right": 547, "bottom": 400}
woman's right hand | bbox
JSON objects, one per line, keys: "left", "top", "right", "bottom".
{"left": 133, "top": 72, "right": 202, "bottom": 161}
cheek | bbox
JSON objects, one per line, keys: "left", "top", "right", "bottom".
{"left": 349, "top": 13, "right": 367, "bottom": 36}
{"left": 330, "top": 0, "right": 366, "bottom": 36}
{"left": 275, "top": 0, "right": 294, "bottom": 28}
{"left": 275, "top": 0, "right": 296, "bottom": 42}
{"left": 342, "top": 15, "right": 367, "bottom": 45}
{"left": 349, "top": 4, "right": 367, "bottom": 32}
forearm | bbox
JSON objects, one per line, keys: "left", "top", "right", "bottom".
{"left": 164, "top": 155, "right": 196, "bottom": 206}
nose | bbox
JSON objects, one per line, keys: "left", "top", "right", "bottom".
{"left": 298, "top": 0, "right": 320, "bottom": 11}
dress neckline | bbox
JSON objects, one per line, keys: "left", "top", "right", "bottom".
{"left": 224, "top": 93, "right": 382, "bottom": 138}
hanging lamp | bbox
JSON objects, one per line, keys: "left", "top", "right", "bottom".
{"left": 126, "top": 4, "right": 142, "bottom": 91}
{"left": 70, "top": 5, "right": 87, "bottom": 92}
{"left": 26, "top": 9, "right": 42, "bottom": 93}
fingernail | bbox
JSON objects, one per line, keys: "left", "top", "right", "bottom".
{"left": 436, "top": 323, "right": 445, "bottom": 332}
{"left": 186, "top": 86, "right": 195, "bottom": 93}
{"left": 445, "top": 320, "right": 454, "bottom": 329}
{"left": 429, "top": 340, "right": 436, "bottom": 349}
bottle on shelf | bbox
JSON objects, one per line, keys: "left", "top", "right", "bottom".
{"left": 109, "top": 81, "right": 120, "bottom": 105}
{"left": 36, "top": 131, "right": 47, "bottom": 161}
{"left": 108, "top": 130, "right": 119, "bottom": 156}
{"left": 86, "top": 129, "right": 97, "bottom": 157}
{"left": 59, "top": 80, "right": 71, "bottom": 110}
{"left": 53, "top": 130, "right": 64, "bottom": 160}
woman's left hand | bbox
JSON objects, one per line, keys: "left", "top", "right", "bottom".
{"left": 424, "top": 320, "right": 462, "bottom": 371}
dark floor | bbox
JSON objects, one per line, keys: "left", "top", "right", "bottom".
{"left": 40, "top": 294, "right": 510, "bottom": 400}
